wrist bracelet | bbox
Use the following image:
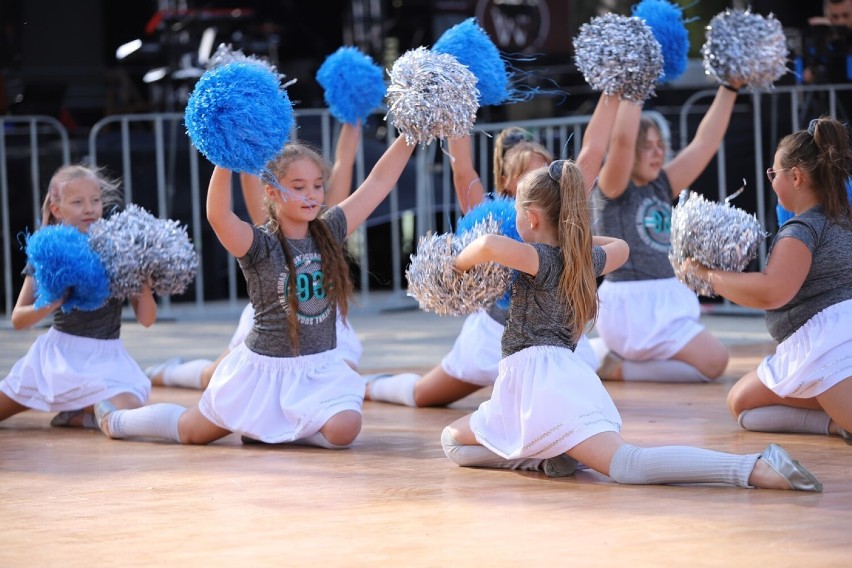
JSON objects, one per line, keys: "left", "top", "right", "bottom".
{"left": 722, "top": 83, "right": 739, "bottom": 93}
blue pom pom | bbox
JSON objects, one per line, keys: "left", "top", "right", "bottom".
{"left": 633, "top": 0, "right": 689, "bottom": 83}
{"left": 456, "top": 197, "right": 520, "bottom": 310}
{"left": 316, "top": 46, "right": 386, "bottom": 124}
{"left": 433, "top": 18, "right": 509, "bottom": 106}
{"left": 456, "top": 196, "right": 520, "bottom": 242}
{"left": 25, "top": 225, "right": 110, "bottom": 312}
{"left": 185, "top": 61, "right": 294, "bottom": 173}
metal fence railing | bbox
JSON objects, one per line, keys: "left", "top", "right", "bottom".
{"left": 2, "top": 82, "right": 848, "bottom": 318}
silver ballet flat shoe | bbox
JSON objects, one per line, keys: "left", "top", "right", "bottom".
{"left": 543, "top": 454, "right": 579, "bottom": 478}
{"left": 760, "top": 444, "right": 823, "bottom": 493}
{"left": 93, "top": 400, "right": 118, "bottom": 438}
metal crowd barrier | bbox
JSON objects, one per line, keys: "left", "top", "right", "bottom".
{"left": 3, "top": 83, "right": 848, "bottom": 318}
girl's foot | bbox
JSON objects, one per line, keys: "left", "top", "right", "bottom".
{"left": 597, "top": 352, "right": 624, "bottom": 381}
{"left": 93, "top": 400, "right": 118, "bottom": 438}
{"left": 50, "top": 410, "right": 98, "bottom": 429}
{"left": 750, "top": 444, "right": 822, "bottom": 492}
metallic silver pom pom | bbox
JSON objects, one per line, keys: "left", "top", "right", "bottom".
{"left": 701, "top": 9, "right": 788, "bottom": 89}
{"left": 88, "top": 204, "right": 199, "bottom": 300}
{"left": 669, "top": 190, "right": 765, "bottom": 297}
{"left": 405, "top": 217, "right": 512, "bottom": 316}
{"left": 386, "top": 47, "right": 480, "bottom": 145}
{"left": 573, "top": 13, "right": 664, "bottom": 103}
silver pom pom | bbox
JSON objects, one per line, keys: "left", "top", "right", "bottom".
{"left": 88, "top": 204, "right": 199, "bottom": 300}
{"left": 386, "top": 47, "right": 480, "bottom": 145}
{"left": 207, "top": 43, "right": 296, "bottom": 88}
{"left": 406, "top": 217, "right": 512, "bottom": 316}
{"left": 573, "top": 13, "right": 663, "bottom": 103}
{"left": 669, "top": 190, "right": 765, "bottom": 297}
{"left": 701, "top": 9, "right": 788, "bottom": 89}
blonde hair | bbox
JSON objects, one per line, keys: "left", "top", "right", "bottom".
{"left": 263, "top": 143, "right": 353, "bottom": 352}
{"left": 516, "top": 160, "right": 597, "bottom": 342}
{"left": 42, "top": 164, "right": 123, "bottom": 226}
{"left": 492, "top": 127, "right": 535, "bottom": 195}
{"left": 501, "top": 141, "right": 553, "bottom": 195}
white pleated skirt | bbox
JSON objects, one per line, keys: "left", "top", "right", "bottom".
{"left": 0, "top": 328, "right": 150, "bottom": 411}
{"left": 198, "top": 344, "right": 364, "bottom": 443}
{"left": 596, "top": 277, "right": 704, "bottom": 360}
{"left": 228, "top": 303, "right": 362, "bottom": 367}
{"left": 758, "top": 299, "right": 852, "bottom": 398}
{"left": 470, "top": 345, "right": 622, "bottom": 459}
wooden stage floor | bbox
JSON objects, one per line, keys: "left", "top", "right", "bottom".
{"left": 1, "top": 304, "right": 849, "bottom": 566}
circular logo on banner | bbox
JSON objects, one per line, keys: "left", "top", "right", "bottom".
{"left": 474, "top": 0, "right": 550, "bottom": 52}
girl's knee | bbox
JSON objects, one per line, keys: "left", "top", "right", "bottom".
{"left": 322, "top": 411, "right": 362, "bottom": 446}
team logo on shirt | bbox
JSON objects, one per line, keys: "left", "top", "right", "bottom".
{"left": 277, "top": 253, "right": 332, "bottom": 325}
{"left": 634, "top": 195, "right": 671, "bottom": 253}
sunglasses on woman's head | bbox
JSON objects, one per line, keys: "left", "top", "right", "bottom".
{"left": 766, "top": 168, "right": 788, "bottom": 183}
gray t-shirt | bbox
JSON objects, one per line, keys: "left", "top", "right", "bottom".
{"left": 501, "top": 244, "right": 607, "bottom": 357}
{"left": 23, "top": 264, "right": 123, "bottom": 339}
{"left": 592, "top": 171, "right": 674, "bottom": 281}
{"left": 238, "top": 206, "right": 348, "bottom": 357}
{"left": 764, "top": 206, "right": 852, "bottom": 342}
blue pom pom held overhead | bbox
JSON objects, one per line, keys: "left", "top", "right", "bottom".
{"left": 316, "top": 46, "right": 387, "bottom": 125}
{"left": 432, "top": 17, "right": 510, "bottom": 106}
{"left": 632, "top": 0, "right": 689, "bottom": 83}
{"left": 185, "top": 60, "right": 295, "bottom": 174}
{"left": 24, "top": 225, "right": 110, "bottom": 312}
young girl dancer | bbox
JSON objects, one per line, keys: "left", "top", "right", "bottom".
{"left": 0, "top": 165, "right": 155, "bottom": 428}
{"left": 94, "top": 135, "right": 415, "bottom": 448}
{"left": 146, "top": 123, "right": 364, "bottom": 389}
{"left": 687, "top": 117, "right": 852, "bottom": 444}
{"left": 441, "top": 158, "right": 822, "bottom": 492}
{"left": 591, "top": 85, "right": 741, "bottom": 382}
{"left": 366, "top": 93, "right": 620, "bottom": 407}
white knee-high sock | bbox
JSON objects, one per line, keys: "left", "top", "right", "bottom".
{"left": 738, "top": 406, "right": 832, "bottom": 435}
{"left": 440, "top": 427, "right": 577, "bottom": 477}
{"left": 108, "top": 403, "right": 185, "bottom": 442}
{"left": 608, "top": 443, "right": 758, "bottom": 487}
{"left": 162, "top": 359, "right": 212, "bottom": 389}
{"left": 622, "top": 359, "right": 710, "bottom": 383}
{"left": 367, "top": 373, "right": 419, "bottom": 407}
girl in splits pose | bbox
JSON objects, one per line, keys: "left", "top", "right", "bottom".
{"left": 95, "top": 136, "right": 415, "bottom": 448}
{"left": 688, "top": 117, "right": 852, "bottom": 445}
{"left": 366, "top": 93, "right": 621, "bottom": 407}
{"left": 441, "top": 158, "right": 821, "bottom": 492}
{"left": 146, "top": 123, "right": 365, "bottom": 390}
{"left": 1, "top": 165, "right": 156, "bottom": 430}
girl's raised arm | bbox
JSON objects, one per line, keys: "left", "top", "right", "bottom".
{"left": 326, "top": 122, "right": 363, "bottom": 208}
{"left": 664, "top": 85, "right": 739, "bottom": 196}
{"left": 449, "top": 135, "right": 485, "bottom": 213}
{"left": 238, "top": 173, "right": 266, "bottom": 226}
{"left": 207, "top": 166, "right": 255, "bottom": 258}
{"left": 576, "top": 93, "right": 620, "bottom": 193}
{"left": 338, "top": 136, "right": 415, "bottom": 237}
{"left": 596, "top": 100, "right": 643, "bottom": 200}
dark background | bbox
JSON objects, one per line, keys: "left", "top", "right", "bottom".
{"left": 0, "top": 1, "right": 837, "bottom": 306}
